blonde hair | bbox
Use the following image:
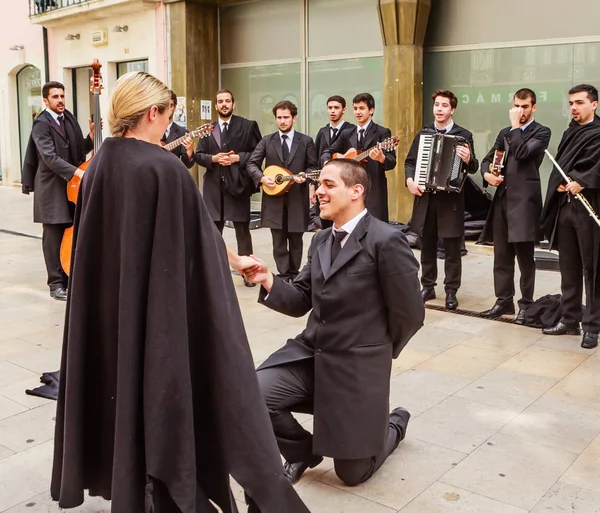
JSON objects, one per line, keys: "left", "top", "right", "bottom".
{"left": 108, "top": 71, "right": 171, "bottom": 137}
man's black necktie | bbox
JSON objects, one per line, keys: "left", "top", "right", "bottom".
{"left": 436, "top": 128, "right": 447, "bottom": 134}
{"left": 281, "top": 134, "right": 290, "bottom": 166}
{"left": 161, "top": 132, "right": 168, "bottom": 143}
{"left": 331, "top": 127, "right": 338, "bottom": 140}
{"left": 56, "top": 115, "right": 65, "bottom": 136}
{"left": 222, "top": 121, "right": 229, "bottom": 149}
{"left": 358, "top": 128, "right": 365, "bottom": 150}
{"left": 331, "top": 229, "right": 348, "bottom": 264}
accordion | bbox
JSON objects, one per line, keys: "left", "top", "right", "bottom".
{"left": 414, "top": 133, "right": 468, "bottom": 193}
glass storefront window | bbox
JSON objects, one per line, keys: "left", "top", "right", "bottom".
{"left": 117, "top": 59, "right": 149, "bottom": 78}
{"left": 17, "top": 65, "right": 43, "bottom": 169}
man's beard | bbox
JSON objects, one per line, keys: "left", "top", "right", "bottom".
{"left": 219, "top": 108, "right": 233, "bottom": 119}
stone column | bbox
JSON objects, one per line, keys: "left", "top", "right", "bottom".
{"left": 378, "top": 0, "right": 430, "bottom": 223}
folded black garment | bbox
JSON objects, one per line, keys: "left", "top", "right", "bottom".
{"left": 26, "top": 381, "right": 59, "bottom": 401}
{"left": 41, "top": 370, "right": 60, "bottom": 384}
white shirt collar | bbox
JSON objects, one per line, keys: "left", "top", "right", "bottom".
{"left": 333, "top": 209, "right": 368, "bottom": 246}
{"left": 46, "top": 108, "right": 61, "bottom": 122}
{"left": 279, "top": 129, "right": 295, "bottom": 142}
{"left": 357, "top": 120, "right": 372, "bottom": 133}
{"left": 330, "top": 120, "right": 345, "bottom": 131}
{"left": 520, "top": 118, "right": 534, "bottom": 131}
{"left": 218, "top": 117, "right": 232, "bottom": 130}
{"left": 435, "top": 120, "right": 454, "bottom": 133}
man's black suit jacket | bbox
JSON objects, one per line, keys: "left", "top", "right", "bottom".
{"left": 322, "top": 122, "right": 397, "bottom": 222}
{"left": 314, "top": 121, "right": 355, "bottom": 161}
{"left": 479, "top": 121, "right": 551, "bottom": 244}
{"left": 404, "top": 122, "right": 479, "bottom": 239}
{"left": 195, "top": 115, "right": 262, "bottom": 223}
{"left": 247, "top": 131, "right": 318, "bottom": 232}
{"left": 164, "top": 123, "right": 194, "bottom": 169}
{"left": 257, "top": 213, "right": 424, "bottom": 459}
{"left": 22, "top": 110, "right": 93, "bottom": 224}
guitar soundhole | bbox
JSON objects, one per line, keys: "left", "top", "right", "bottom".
{"left": 275, "top": 174, "right": 284, "bottom": 185}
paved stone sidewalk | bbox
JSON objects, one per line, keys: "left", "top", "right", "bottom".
{"left": 1, "top": 186, "right": 599, "bottom": 512}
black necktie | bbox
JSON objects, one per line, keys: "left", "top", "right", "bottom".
{"left": 331, "top": 229, "right": 348, "bottom": 264}
{"left": 436, "top": 128, "right": 447, "bottom": 134}
{"left": 161, "top": 132, "right": 168, "bottom": 143}
{"left": 358, "top": 128, "right": 365, "bottom": 150}
{"left": 56, "top": 115, "right": 65, "bottom": 136}
{"left": 222, "top": 121, "right": 229, "bottom": 149}
{"left": 281, "top": 134, "right": 290, "bottom": 166}
{"left": 57, "top": 115, "right": 64, "bottom": 125}
{"left": 331, "top": 127, "right": 338, "bottom": 140}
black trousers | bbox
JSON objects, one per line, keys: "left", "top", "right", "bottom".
{"left": 42, "top": 223, "right": 70, "bottom": 290}
{"left": 215, "top": 220, "right": 253, "bottom": 256}
{"left": 557, "top": 198, "right": 600, "bottom": 333}
{"left": 270, "top": 199, "right": 303, "bottom": 279}
{"left": 420, "top": 197, "right": 461, "bottom": 292}
{"left": 492, "top": 193, "right": 536, "bottom": 310}
{"left": 256, "top": 359, "right": 408, "bottom": 487}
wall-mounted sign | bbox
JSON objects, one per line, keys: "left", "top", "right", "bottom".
{"left": 201, "top": 100, "right": 212, "bottom": 120}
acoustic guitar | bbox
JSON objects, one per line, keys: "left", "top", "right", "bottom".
{"left": 161, "top": 123, "right": 214, "bottom": 151}
{"left": 488, "top": 149, "right": 506, "bottom": 176}
{"left": 333, "top": 136, "right": 400, "bottom": 162}
{"left": 60, "top": 59, "right": 103, "bottom": 276}
{"left": 262, "top": 165, "right": 321, "bottom": 196}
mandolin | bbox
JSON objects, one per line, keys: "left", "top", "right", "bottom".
{"left": 60, "top": 59, "right": 103, "bottom": 276}
{"left": 161, "top": 123, "right": 214, "bottom": 151}
{"left": 262, "top": 165, "right": 320, "bottom": 196}
{"left": 333, "top": 136, "right": 399, "bottom": 162}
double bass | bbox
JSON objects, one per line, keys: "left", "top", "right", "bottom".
{"left": 60, "top": 59, "right": 103, "bottom": 276}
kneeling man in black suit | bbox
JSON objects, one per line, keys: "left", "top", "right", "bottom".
{"left": 244, "top": 158, "right": 425, "bottom": 487}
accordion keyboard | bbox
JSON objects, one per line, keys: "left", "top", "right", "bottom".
{"left": 415, "top": 134, "right": 433, "bottom": 187}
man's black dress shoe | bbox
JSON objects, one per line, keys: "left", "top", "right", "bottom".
{"left": 514, "top": 310, "right": 526, "bottom": 325}
{"left": 50, "top": 287, "right": 67, "bottom": 301}
{"left": 581, "top": 332, "right": 599, "bottom": 349}
{"left": 243, "top": 276, "right": 256, "bottom": 288}
{"left": 283, "top": 455, "right": 323, "bottom": 484}
{"left": 421, "top": 288, "right": 436, "bottom": 302}
{"left": 445, "top": 291, "right": 458, "bottom": 311}
{"left": 542, "top": 322, "right": 580, "bottom": 336}
{"left": 481, "top": 303, "right": 515, "bottom": 319}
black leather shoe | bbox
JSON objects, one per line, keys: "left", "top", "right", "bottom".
{"left": 50, "top": 287, "right": 67, "bottom": 301}
{"left": 514, "top": 310, "right": 526, "bottom": 325}
{"left": 421, "top": 288, "right": 436, "bottom": 302}
{"left": 481, "top": 303, "right": 515, "bottom": 319}
{"left": 581, "top": 332, "right": 599, "bottom": 349}
{"left": 542, "top": 322, "right": 580, "bottom": 336}
{"left": 445, "top": 291, "right": 458, "bottom": 311}
{"left": 243, "top": 276, "right": 256, "bottom": 288}
{"left": 283, "top": 455, "right": 323, "bottom": 484}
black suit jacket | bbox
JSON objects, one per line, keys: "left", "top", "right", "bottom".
{"left": 22, "top": 110, "right": 93, "bottom": 224}
{"left": 164, "top": 123, "right": 194, "bottom": 169}
{"left": 322, "top": 122, "right": 397, "bottom": 222}
{"left": 479, "top": 121, "right": 551, "bottom": 244}
{"left": 404, "top": 122, "right": 479, "bottom": 238}
{"left": 247, "top": 131, "right": 318, "bottom": 232}
{"left": 257, "top": 213, "right": 424, "bottom": 459}
{"left": 314, "top": 121, "right": 355, "bottom": 161}
{"left": 195, "top": 115, "right": 262, "bottom": 223}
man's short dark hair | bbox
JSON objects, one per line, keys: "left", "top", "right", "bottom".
{"left": 569, "top": 84, "right": 599, "bottom": 103}
{"left": 216, "top": 89, "right": 235, "bottom": 103}
{"left": 352, "top": 93, "right": 375, "bottom": 110}
{"left": 432, "top": 89, "right": 458, "bottom": 109}
{"left": 170, "top": 90, "right": 177, "bottom": 105}
{"left": 327, "top": 95, "right": 346, "bottom": 109}
{"left": 42, "top": 81, "right": 65, "bottom": 99}
{"left": 514, "top": 88, "right": 537, "bottom": 105}
{"left": 272, "top": 100, "right": 298, "bottom": 117}
{"left": 324, "top": 158, "right": 371, "bottom": 203}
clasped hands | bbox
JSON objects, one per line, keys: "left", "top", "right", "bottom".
{"left": 231, "top": 255, "right": 270, "bottom": 285}
{"left": 213, "top": 151, "right": 240, "bottom": 166}
{"left": 558, "top": 181, "right": 584, "bottom": 194}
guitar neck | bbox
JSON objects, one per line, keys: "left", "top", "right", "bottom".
{"left": 280, "top": 170, "right": 320, "bottom": 182}
{"left": 354, "top": 144, "right": 378, "bottom": 162}
{"left": 164, "top": 134, "right": 189, "bottom": 151}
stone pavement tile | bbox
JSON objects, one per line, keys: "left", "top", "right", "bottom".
{"left": 399, "top": 481, "right": 527, "bottom": 513}
{"left": 441, "top": 432, "right": 578, "bottom": 510}
{"left": 563, "top": 356, "right": 600, "bottom": 386}
{"left": 544, "top": 373, "right": 600, "bottom": 411}
{"left": 409, "top": 396, "right": 516, "bottom": 454}
{"left": 561, "top": 433, "right": 600, "bottom": 493}
{"left": 498, "top": 345, "right": 588, "bottom": 380}
{"left": 318, "top": 438, "right": 465, "bottom": 511}
{"left": 0, "top": 378, "right": 53, "bottom": 409}
{"left": 0, "top": 322, "right": 52, "bottom": 344}
{"left": 530, "top": 481, "right": 600, "bottom": 513}
{"left": 461, "top": 323, "right": 542, "bottom": 354}
{"left": 16, "top": 326, "right": 64, "bottom": 350}
{"left": 390, "top": 347, "right": 435, "bottom": 377}
{"left": 406, "top": 324, "right": 473, "bottom": 355}
{"left": 3, "top": 491, "right": 111, "bottom": 513}
{"left": 297, "top": 481, "right": 396, "bottom": 513}
{"left": 0, "top": 402, "right": 56, "bottom": 452}
{"left": 6, "top": 348, "right": 62, "bottom": 375}
{"left": 535, "top": 333, "right": 599, "bottom": 355}
{"left": 0, "top": 361, "right": 39, "bottom": 388}
{"left": 455, "top": 369, "right": 557, "bottom": 412}
{"left": 0, "top": 441, "right": 53, "bottom": 512}
{"left": 499, "top": 393, "right": 600, "bottom": 455}
{"left": 416, "top": 344, "right": 515, "bottom": 380}
{"left": 389, "top": 369, "right": 471, "bottom": 415}
{"left": 0, "top": 444, "right": 15, "bottom": 461}
{"left": 0, "top": 339, "right": 51, "bottom": 361}
{"left": 0, "top": 396, "right": 28, "bottom": 420}
{"left": 426, "top": 314, "right": 491, "bottom": 335}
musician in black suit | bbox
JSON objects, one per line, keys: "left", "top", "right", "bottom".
{"left": 312, "top": 95, "right": 355, "bottom": 229}
{"left": 162, "top": 91, "right": 194, "bottom": 169}
{"left": 479, "top": 89, "right": 551, "bottom": 322}
{"left": 247, "top": 101, "right": 318, "bottom": 280}
{"left": 21, "top": 81, "right": 94, "bottom": 301}
{"left": 195, "top": 89, "right": 262, "bottom": 286}
{"left": 322, "top": 93, "right": 396, "bottom": 222}
{"left": 405, "top": 89, "right": 478, "bottom": 310}
{"left": 243, "top": 158, "right": 424, "bottom": 487}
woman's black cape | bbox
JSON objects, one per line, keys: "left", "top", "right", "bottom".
{"left": 50, "top": 137, "right": 309, "bottom": 513}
